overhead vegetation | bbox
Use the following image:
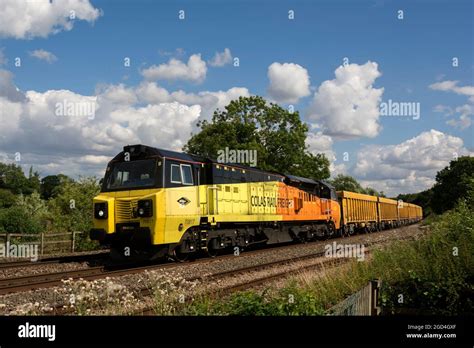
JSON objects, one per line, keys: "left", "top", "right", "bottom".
{"left": 184, "top": 96, "right": 331, "bottom": 181}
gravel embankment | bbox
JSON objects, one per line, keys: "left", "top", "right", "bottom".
{"left": 0, "top": 224, "right": 426, "bottom": 315}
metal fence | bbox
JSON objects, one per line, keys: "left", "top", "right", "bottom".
{"left": 327, "top": 279, "right": 382, "bottom": 316}
{"left": 0, "top": 232, "right": 84, "bottom": 255}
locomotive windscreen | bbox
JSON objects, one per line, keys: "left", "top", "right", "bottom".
{"left": 102, "top": 159, "right": 159, "bottom": 191}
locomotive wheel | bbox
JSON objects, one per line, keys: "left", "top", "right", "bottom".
{"left": 172, "top": 247, "right": 189, "bottom": 262}
{"left": 206, "top": 239, "right": 221, "bottom": 258}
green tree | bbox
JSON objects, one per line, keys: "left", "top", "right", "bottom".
{"left": 397, "top": 189, "right": 433, "bottom": 217}
{"left": 330, "top": 174, "right": 365, "bottom": 192}
{"left": 40, "top": 174, "right": 71, "bottom": 199}
{"left": 0, "top": 163, "right": 41, "bottom": 195}
{"left": 431, "top": 156, "right": 474, "bottom": 214}
{"left": 16, "top": 192, "right": 49, "bottom": 221}
{"left": 363, "top": 187, "right": 381, "bottom": 197}
{"left": 328, "top": 174, "right": 383, "bottom": 196}
{"left": 27, "top": 166, "right": 41, "bottom": 193}
{"left": 184, "top": 96, "right": 330, "bottom": 180}
{"left": 48, "top": 177, "right": 100, "bottom": 233}
{"left": 0, "top": 163, "right": 31, "bottom": 194}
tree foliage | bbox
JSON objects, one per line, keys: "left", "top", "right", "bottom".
{"left": 184, "top": 96, "right": 330, "bottom": 180}
{"left": 47, "top": 177, "right": 100, "bottom": 233}
{"left": 0, "top": 163, "right": 39, "bottom": 195}
{"left": 0, "top": 205, "right": 42, "bottom": 234}
{"left": 329, "top": 174, "right": 384, "bottom": 196}
{"left": 40, "top": 174, "right": 71, "bottom": 200}
{"left": 0, "top": 189, "right": 16, "bottom": 208}
{"left": 431, "top": 156, "right": 474, "bottom": 214}
{"left": 397, "top": 189, "right": 434, "bottom": 217}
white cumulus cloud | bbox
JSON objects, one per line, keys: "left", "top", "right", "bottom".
{"left": 141, "top": 54, "right": 207, "bottom": 84}
{"left": 353, "top": 129, "right": 472, "bottom": 195}
{"left": 0, "top": 0, "right": 101, "bottom": 39}
{"left": 430, "top": 80, "right": 474, "bottom": 129}
{"left": 0, "top": 69, "right": 254, "bottom": 178}
{"left": 267, "top": 62, "right": 310, "bottom": 104}
{"left": 0, "top": 69, "right": 203, "bottom": 177}
{"left": 208, "top": 48, "right": 232, "bottom": 67}
{"left": 307, "top": 61, "right": 384, "bottom": 139}
{"left": 305, "top": 130, "right": 346, "bottom": 177}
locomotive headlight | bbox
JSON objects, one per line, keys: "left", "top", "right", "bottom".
{"left": 137, "top": 199, "right": 153, "bottom": 217}
{"left": 94, "top": 202, "right": 108, "bottom": 219}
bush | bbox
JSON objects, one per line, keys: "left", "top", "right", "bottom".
{"left": 379, "top": 199, "right": 474, "bottom": 314}
{"left": 47, "top": 177, "right": 100, "bottom": 251}
{"left": 0, "top": 205, "right": 42, "bottom": 234}
{"left": 0, "top": 189, "right": 16, "bottom": 208}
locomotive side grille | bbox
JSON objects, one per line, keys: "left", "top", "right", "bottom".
{"left": 115, "top": 199, "right": 138, "bottom": 222}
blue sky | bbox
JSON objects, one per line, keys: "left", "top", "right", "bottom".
{"left": 0, "top": 0, "right": 472, "bottom": 196}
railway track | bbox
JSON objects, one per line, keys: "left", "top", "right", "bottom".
{"left": 0, "top": 225, "right": 422, "bottom": 298}
{"left": 0, "top": 252, "right": 109, "bottom": 270}
{"left": 0, "top": 261, "right": 176, "bottom": 295}
{"left": 136, "top": 233, "right": 420, "bottom": 315}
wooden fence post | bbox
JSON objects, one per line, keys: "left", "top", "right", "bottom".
{"left": 71, "top": 232, "right": 76, "bottom": 253}
{"left": 40, "top": 232, "right": 44, "bottom": 255}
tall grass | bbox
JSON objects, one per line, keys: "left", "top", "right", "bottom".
{"left": 170, "top": 200, "right": 473, "bottom": 316}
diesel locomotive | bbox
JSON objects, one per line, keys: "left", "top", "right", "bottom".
{"left": 89, "top": 144, "right": 422, "bottom": 260}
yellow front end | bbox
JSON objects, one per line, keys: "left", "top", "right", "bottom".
{"left": 92, "top": 188, "right": 164, "bottom": 246}
{"left": 92, "top": 185, "right": 205, "bottom": 247}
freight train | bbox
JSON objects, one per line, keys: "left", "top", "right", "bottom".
{"left": 89, "top": 145, "right": 422, "bottom": 260}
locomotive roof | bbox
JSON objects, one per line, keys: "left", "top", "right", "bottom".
{"left": 112, "top": 144, "right": 207, "bottom": 163}
{"left": 115, "top": 144, "right": 328, "bottom": 183}
{"left": 285, "top": 175, "right": 335, "bottom": 189}
{"left": 285, "top": 174, "right": 318, "bottom": 185}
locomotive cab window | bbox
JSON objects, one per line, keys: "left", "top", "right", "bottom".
{"left": 181, "top": 164, "right": 193, "bottom": 185}
{"left": 171, "top": 164, "right": 182, "bottom": 183}
{"left": 104, "top": 159, "right": 157, "bottom": 191}
{"left": 320, "top": 185, "right": 331, "bottom": 199}
{"left": 170, "top": 163, "right": 194, "bottom": 185}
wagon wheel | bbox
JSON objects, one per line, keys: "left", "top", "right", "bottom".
{"left": 342, "top": 225, "right": 350, "bottom": 237}
{"left": 339, "top": 227, "right": 345, "bottom": 238}
{"left": 327, "top": 221, "right": 336, "bottom": 238}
